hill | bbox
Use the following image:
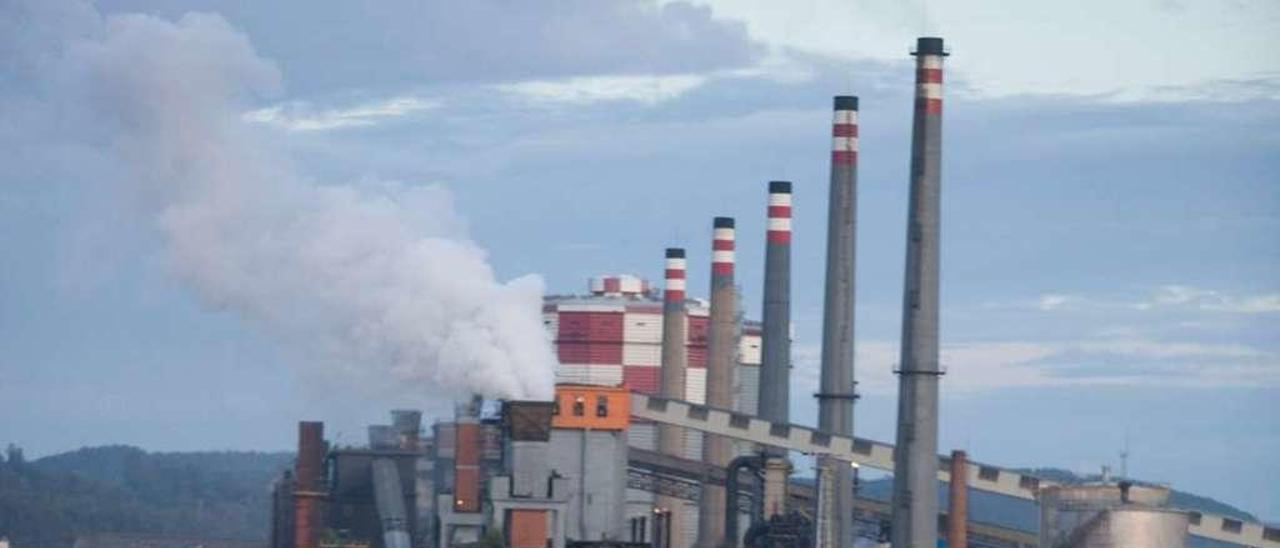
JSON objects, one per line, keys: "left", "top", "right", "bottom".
{"left": 0, "top": 445, "right": 292, "bottom": 548}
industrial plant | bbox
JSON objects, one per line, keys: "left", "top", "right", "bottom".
{"left": 266, "top": 38, "right": 1280, "bottom": 548}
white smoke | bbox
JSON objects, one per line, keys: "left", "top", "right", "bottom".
{"left": 3, "top": 1, "right": 556, "bottom": 400}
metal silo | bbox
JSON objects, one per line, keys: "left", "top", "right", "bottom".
{"left": 1039, "top": 482, "right": 1190, "bottom": 548}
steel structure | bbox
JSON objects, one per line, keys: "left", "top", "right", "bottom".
{"left": 625, "top": 448, "right": 1035, "bottom": 548}
{"left": 628, "top": 391, "right": 1280, "bottom": 547}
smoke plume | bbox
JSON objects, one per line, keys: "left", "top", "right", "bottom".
{"left": 2, "top": 1, "right": 556, "bottom": 400}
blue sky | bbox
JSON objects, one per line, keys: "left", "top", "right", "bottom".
{"left": 1, "top": 0, "right": 1277, "bottom": 522}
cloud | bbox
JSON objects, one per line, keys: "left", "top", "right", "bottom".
{"left": 791, "top": 336, "right": 1279, "bottom": 396}
{"left": 1144, "top": 285, "right": 1280, "bottom": 314}
{"left": 243, "top": 95, "right": 439, "bottom": 131}
{"left": 676, "top": 0, "right": 1280, "bottom": 100}
{"left": 94, "top": 0, "right": 763, "bottom": 94}
{"left": 1017, "top": 285, "right": 1280, "bottom": 314}
{"left": 497, "top": 74, "right": 709, "bottom": 106}
{"left": 493, "top": 51, "right": 814, "bottom": 105}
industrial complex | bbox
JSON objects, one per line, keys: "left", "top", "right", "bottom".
{"left": 266, "top": 38, "right": 1280, "bottom": 548}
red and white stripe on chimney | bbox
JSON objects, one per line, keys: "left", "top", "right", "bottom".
{"left": 832, "top": 103, "right": 859, "bottom": 165}
{"left": 917, "top": 53, "right": 944, "bottom": 114}
{"left": 712, "top": 218, "right": 735, "bottom": 276}
{"left": 664, "top": 248, "right": 686, "bottom": 302}
{"left": 767, "top": 183, "right": 792, "bottom": 244}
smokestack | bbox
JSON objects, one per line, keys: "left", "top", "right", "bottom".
{"left": 657, "top": 247, "right": 689, "bottom": 546}
{"left": 453, "top": 395, "right": 483, "bottom": 514}
{"left": 294, "top": 421, "right": 324, "bottom": 548}
{"left": 757, "top": 181, "right": 792, "bottom": 451}
{"left": 658, "top": 247, "right": 688, "bottom": 453}
{"left": 698, "top": 218, "right": 736, "bottom": 547}
{"left": 948, "top": 450, "right": 969, "bottom": 548}
{"left": 891, "top": 36, "right": 948, "bottom": 548}
{"left": 817, "top": 95, "right": 860, "bottom": 546}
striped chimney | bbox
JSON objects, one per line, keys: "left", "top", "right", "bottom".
{"left": 699, "top": 218, "right": 736, "bottom": 547}
{"left": 758, "top": 181, "right": 792, "bottom": 463}
{"left": 817, "top": 95, "right": 860, "bottom": 546}
{"left": 657, "top": 247, "right": 689, "bottom": 545}
{"left": 892, "top": 36, "right": 948, "bottom": 548}
{"left": 658, "top": 247, "right": 687, "bottom": 453}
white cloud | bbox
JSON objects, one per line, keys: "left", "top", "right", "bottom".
{"left": 1024, "top": 285, "right": 1280, "bottom": 315}
{"left": 1036, "top": 293, "right": 1079, "bottom": 311}
{"left": 495, "top": 74, "right": 709, "bottom": 106}
{"left": 1072, "top": 339, "right": 1264, "bottom": 360}
{"left": 495, "top": 51, "right": 815, "bottom": 106}
{"left": 1145, "top": 285, "right": 1280, "bottom": 314}
{"left": 674, "top": 0, "right": 1280, "bottom": 100}
{"left": 243, "top": 95, "right": 439, "bottom": 131}
{"left": 792, "top": 337, "right": 1279, "bottom": 395}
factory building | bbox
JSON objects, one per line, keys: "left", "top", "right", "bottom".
{"left": 543, "top": 275, "right": 763, "bottom": 450}
{"left": 271, "top": 386, "right": 641, "bottom": 548}
{"left": 544, "top": 275, "right": 763, "bottom": 547}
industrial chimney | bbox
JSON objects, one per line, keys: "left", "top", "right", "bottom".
{"left": 657, "top": 247, "right": 689, "bottom": 546}
{"left": 698, "top": 218, "right": 736, "bottom": 547}
{"left": 948, "top": 450, "right": 969, "bottom": 548}
{"left": 453, "top": 395, "right": 483, "bottom": 514}
{"left": 757, "top": 182, "right": 792, "bottom": 440}
{"left": 817, "top": 95, "right": 860, "bottom": 546}
{"left": 891, "top": 36, "right": 948, "bottom": 548}
{"left": 294, "top": 421, "right": 324, "bottom": 548}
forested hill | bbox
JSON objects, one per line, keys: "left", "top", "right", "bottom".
{"left": 0, "top": 445, "right": 292, "bottom": 548}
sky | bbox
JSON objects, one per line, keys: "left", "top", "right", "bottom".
{"left": 1, "top": 0, "right": 1277, "bottom": 523}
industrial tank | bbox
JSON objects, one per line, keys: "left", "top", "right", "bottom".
{"left": 1039, "top": 482, "right": 1189, "bottom": 548}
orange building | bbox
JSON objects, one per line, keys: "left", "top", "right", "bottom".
{"left": 551, "top": 384, "right": 631, "bottom": 431}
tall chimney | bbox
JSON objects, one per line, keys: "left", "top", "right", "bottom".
{"left": 948, "top": 450, "right": 969, "bottom": 548}
{"left": 698, "top": 218, "right": 736, "bottom": 547}
{"left": 891, "top": 36, "right": 948, "bottom": 548}
{"left": 657, "top": 247, "right": 689, "bottom": 546}
{"left": 757, "top": 182, "right": 792, "bottom": 443}
{"left": 453, "top": 395, "right": 483, "bottom": 514}
{"left": 294, "top": 421, "right": 324, "bottom": 548}
{"left": 658, "top": 247, "right": 688, "bottom": 452}
{"left": 817, "top": 95, "right": 860, "bottom": 546}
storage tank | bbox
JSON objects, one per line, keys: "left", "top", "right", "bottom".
{"left": 1039, "top": 482, "right": 1189, "bottom": 548}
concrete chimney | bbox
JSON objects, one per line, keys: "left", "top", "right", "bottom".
{"left": 757, "top": 181, "right": 792, "bottom": 444}
{"left": 657, "top": 247, "right": 689, "bottom": 546}
{"left": 891, "top": 36, "right": 948, "bottom": 548}
{"left": 294, "top": 421, "right": 324, "bottom": 548}
{"left": 698, "top": 217, "right": 736, "bottom": 547}
{"left": 658, "top": 247, "right": 689, "bottom": 453}
{"left": 817, "top": 95, "right": 860, "bottom": 546}
{"left": 948, "top": 450, "right": 969, "bottom": 548}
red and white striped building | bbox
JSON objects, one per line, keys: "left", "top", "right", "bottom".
{"left": 542, "top": 274, "right": 763, "bottom": 435}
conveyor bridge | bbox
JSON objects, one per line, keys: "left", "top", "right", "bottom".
{"left": 629, "top": 391, "right": 1280, "bottom": 547}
